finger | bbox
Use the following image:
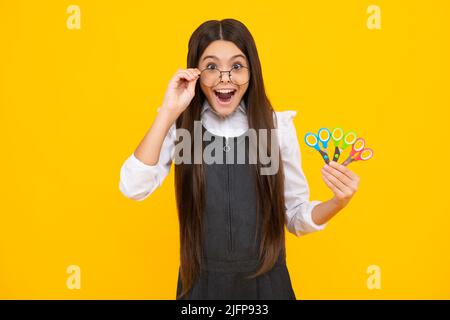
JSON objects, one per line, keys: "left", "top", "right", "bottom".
{"left": 187, "top": 68, "right": 201, "bottom": 76}
{"left": 323, "top": 163, "right": 353, "bottom": 186}
{"left": 179, "top": 70, "right": 197, "bottom": 81}
{"left": 322, "top": 172, "right": 354, "bottom": 200}
{"left": 322, "top": 172, "right": 346, "bottom": 198}
{"left": 321, "top": 168, "right": 349, "bottom": 193}
{"left": 173, "top": 71, "right": 191, "bottom": 82}
{"left": 328, "top": 161, "right": 360, "bottom": 189}
{"left": 185, "top": 69, "right": 198, "bottom": 78}
{"left": 329, "top": 160, "right": 358, "bottom": 180}
{"left": 174, "top": 71, "right": 197, "bottom": 84}
{"left": 184, "top": 68, "right": 201, "bottom": 79}
{"left": 187, "top": 75, "right": 199, "bottom": 91}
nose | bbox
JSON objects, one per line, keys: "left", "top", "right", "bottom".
{"left": 220, "top": 71, "right": 232, "bottom": 83}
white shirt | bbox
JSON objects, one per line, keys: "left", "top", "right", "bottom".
{"left": 119, "top": 99, "right": 326, "bottom": 237}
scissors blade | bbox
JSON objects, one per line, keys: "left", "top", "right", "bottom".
{"left": 342, "top": 156, "right": 354, "bottom": 166}
{"left": 333, "top": 146, "right": 341, "bottom": 161}
{"left": 318, "top": 149, "right": 330, "bottom": 164}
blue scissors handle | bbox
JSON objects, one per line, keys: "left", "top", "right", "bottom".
{"left": 318, "top": 128, "right": 331, "bottom": 149}
{"left": 304, "top": 133, "right": 319, "bottom": 148}
{"left": 305, "top": 132, "right": 330, "bottom": 164}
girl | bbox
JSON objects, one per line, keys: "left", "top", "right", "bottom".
{"left": 119, "top": 19, "right": 360, "bottom": 300}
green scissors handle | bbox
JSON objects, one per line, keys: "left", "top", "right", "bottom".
{"left": 331, "top": 127, "right": 357, "bottom": 162}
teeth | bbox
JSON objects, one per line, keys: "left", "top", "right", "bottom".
{"left": 215, "top": 89, "right": 235, "bottom": 93}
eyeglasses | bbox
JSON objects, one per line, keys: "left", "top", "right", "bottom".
{"left": 199, "top": 65, "right": 250, "bottom": 87}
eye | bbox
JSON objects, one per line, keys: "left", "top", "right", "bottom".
{"left": 206, "top": 63, "right": 217, "bottom": 69}
{"left": 232, "top": 63, "right": 243, "bottom": 70}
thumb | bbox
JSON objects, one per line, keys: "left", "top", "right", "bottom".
{"left": 187, "top": 77, "right": 198, "bottom": 94}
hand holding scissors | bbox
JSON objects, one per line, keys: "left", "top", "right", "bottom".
{"left": 321, "top": 160, "right": 360, "bottom": 209}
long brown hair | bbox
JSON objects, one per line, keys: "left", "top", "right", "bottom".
{"left": 175, "top": 19, "right": 286, "bottom": 298}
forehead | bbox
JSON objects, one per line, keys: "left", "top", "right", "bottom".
{"left": 199, "top": 40, "right": 247, "bottom": 62}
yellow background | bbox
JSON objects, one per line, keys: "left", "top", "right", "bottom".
{"left": 1, "top": 0, "right": 449, "bottom": 299}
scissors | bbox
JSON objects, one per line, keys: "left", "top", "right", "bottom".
{"left": 304, "top": 128, "right": 331, "bottom": 164}
{"left": 331, "top": 127, "right": 357, "bottom": 162}
{"left": 342, "top": 137, "right": 374, "bottom": 166}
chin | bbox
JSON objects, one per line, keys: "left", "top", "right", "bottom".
{"left": 211, "top": 104, "right": 240, "bottom": 118}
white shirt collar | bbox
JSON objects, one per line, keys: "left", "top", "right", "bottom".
{"left": 200, "top": 99, "right": 249, "bottom": 138}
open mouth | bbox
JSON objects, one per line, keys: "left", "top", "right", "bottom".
{"left": 214, "top": 89, "right": 237, "bottom": 105}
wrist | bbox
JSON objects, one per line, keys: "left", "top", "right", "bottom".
{"left": 157, "top": 106, "right": 179, "bottom": 126}
{"left": 330, "top": 196, "right": 348, "bottom": 210}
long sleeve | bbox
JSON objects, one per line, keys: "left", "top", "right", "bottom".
{"left": 119, "top": 122, "right": 176, "bottom": 201}
{"left": 275, "top": 110, "right": 327, "bottom": 236}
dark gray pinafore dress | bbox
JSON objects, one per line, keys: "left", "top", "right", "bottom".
{"left": 176, "top": 125, "right": 296, "bottom": 300}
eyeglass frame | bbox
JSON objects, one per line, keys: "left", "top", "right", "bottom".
{"left": 198, "top": 65, "right": 251, "bottom": 87}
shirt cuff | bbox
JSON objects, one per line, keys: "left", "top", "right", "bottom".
{"left": 119, "top": 153, "right": 162, "bottom": 201}
{"left": 304, "top": 200, "right": 327, "bottom": 231}
{"left": 128, "top": 152, "right": 159, "bottom": 170}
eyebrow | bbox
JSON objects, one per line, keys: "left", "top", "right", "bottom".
{"left": 202, "top": 54, "right": 247, "bottom": 62}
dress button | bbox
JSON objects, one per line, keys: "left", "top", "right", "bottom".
{"left": 223, "top": 145, "right": 231, "bottom": 152}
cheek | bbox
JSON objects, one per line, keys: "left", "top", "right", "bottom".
{"left": 200, "top": 83, "right": 212, "bottom": 97}
{"left": 237, "top": 84, "right": 249, "bottom": 97}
